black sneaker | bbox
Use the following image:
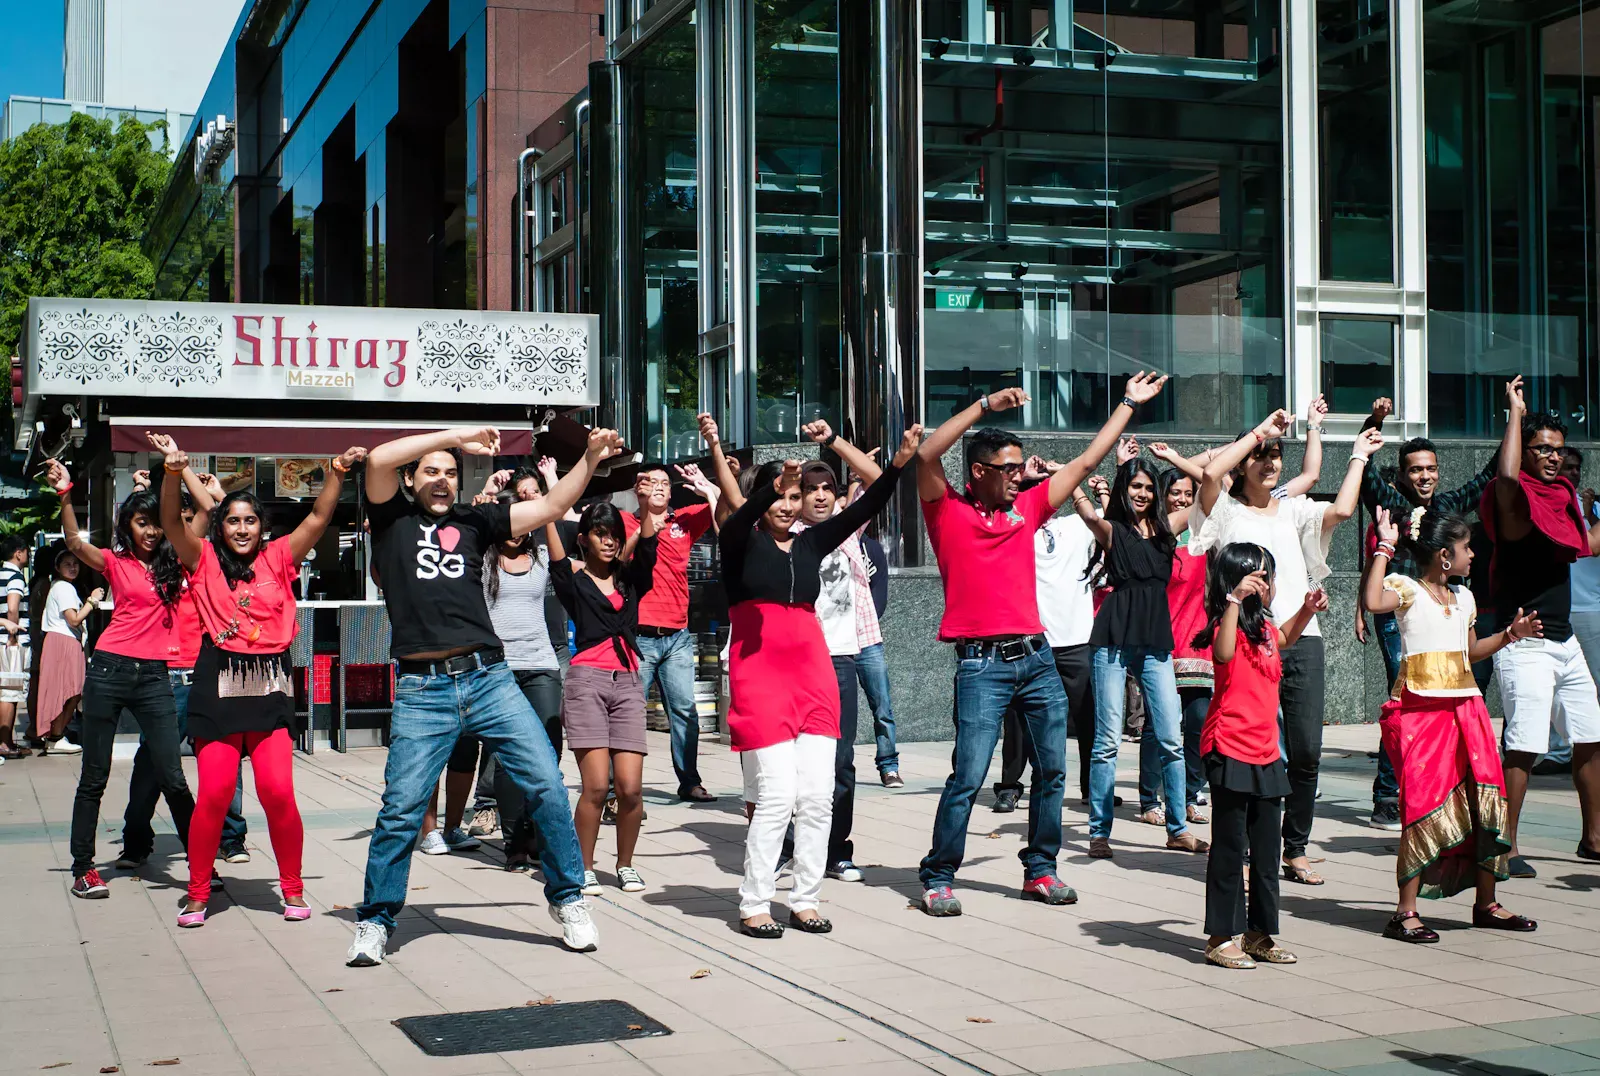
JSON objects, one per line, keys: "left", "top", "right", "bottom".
{"left": 993, "top": 789, "right": 1021, "bottom": 814}
{"left": 1370, "top": 802, "right": 1402, "bottom": 831}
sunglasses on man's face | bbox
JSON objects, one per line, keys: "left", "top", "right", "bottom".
{"left": 976, "top": 461, "right": 1026, "bottom": 477}
{"left": 1528, "top": 444, "right": 1565, "bottom": 458}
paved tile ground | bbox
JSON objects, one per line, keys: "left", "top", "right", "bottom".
{"left": 5, "top": 725, "right": 1600, "bottom": 1075}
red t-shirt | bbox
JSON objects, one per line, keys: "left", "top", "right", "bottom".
{"left": 623, "top": 504, "right": 713, "bottom": 630}
{"left": 172, "top": 582, "right": 203, "bottom": 670}
{"left": 923, "top": 482, "right": 1054, "bottom": 640}
{"left": 1200, "top": 630, "right": 1283, "bottom": 766}
{"left": 96, "top": 550, "right": 181, "bottom": 661}
{"left": 1167, "top": 546, "right": 1212, "bottom": 665}
{"left": 190, "top": 536, "right": 301, "bottom": 654}
{"left": 571, "top": 591, "right": 635, "bottom": 671}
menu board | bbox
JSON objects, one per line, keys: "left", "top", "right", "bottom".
{"left": 274, "top": 457, "right": 331, "bottom": 499}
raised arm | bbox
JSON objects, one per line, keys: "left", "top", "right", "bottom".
{"left": 148, "top": 435, "right": 203, "bottom": 571}
{"left": 1492, "top": 376, "right": 1534, "bottom": 544}
{"left": 1361, "top": 507, "right": 1403, "bottom": 616}
{"left": 674, "top": 463, "right": 722, "bottom": 534}
{"left": 1280, "top": 394, "right": 1329, "bottom": 499}
{"left": 626, "top": 513, "right": 660, "bottom": 596}
{"left": 807, "top": 427, "right": 922, "bottom": 552}
{"left": 1211, "top": 570, "right": 1269, "bottom": 664}
{"left": 1148, "top": 442, "right": 1204, "bottom": 484}
{"left": 44, "top": 459, "right": 106, "bottom": 574}
{"left": 721, "top": 462, "right": 792, "bottom": 563}
{"left": 288, "top": 447, "right": 365, "bottom": 560}
{"left": 60, "top": 585, "right": 104, "bottom": 630}
{"left": 1324, "top": 427, "right": 1386, "bottom": 532}
{"left": 1280, "top": 585, "right": 1329, "bottom": 649}
{"left": 802, "top": 420, "right": 883, "bottom": 486}
{"left": 1046, "top": 372, "right": 1170, "bottom": 509}
{"left": 697, "top": 412, "right": 744, "bottom": 523}
{"left": 917, "top": 387, "right": 1028, "bottom": 502}
{"left": 509, "top": 428, "right": 624, "bottom": 537}
{"left": 365, "top": 425, "right": 502, "bottom": 505}
{"left": 1069, "top": 484, "right": 1114, "bottom": 547}
{"left": 1199, "top": 410, "right": 1293, "bottom": 514}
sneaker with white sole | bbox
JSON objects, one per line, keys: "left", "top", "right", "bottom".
{"left": 550, "top": 900, "right": 599, "bottom": 952}
{"left": 468, "top": 807, "right": 499, "bottom": 837}
{"left": 442, "top": 827, "right": 480, "bottom": 852}
{"left": 346, "top": 920, "right": 390, "bottom": 967}
{"left": 581, "top": 869, "right": 603, "bottom": 896}
{"left": 71, "top": 869, "right": 110, "bottom": 899}
{"left": 826, "top": 860, "right": 863, "bottom": 882}
{"left": 48, "top": 740, "right": 82, "bottom": 755}
{"left": 617, "top": 866, "right": 645, "bottom": 892}
{"left": 221, "top": 847, "right": 251, "bottom": 864}
{"left": 417, "top": 830, "right": 449, "bottom": 856}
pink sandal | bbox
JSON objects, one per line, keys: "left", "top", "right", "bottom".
{"left": 282, "top": 900, "right": 311, "bottom": 922}
{"left": 177, "top": 904, "right": 207, "bottom": 928}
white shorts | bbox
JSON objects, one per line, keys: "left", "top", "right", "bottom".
{"left": 1496, "top": 635, "right": 1600, "bottom": 753}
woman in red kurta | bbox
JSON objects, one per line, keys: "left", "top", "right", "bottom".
{"left": 154, "top": 432, "right": 366, "bottom": 927}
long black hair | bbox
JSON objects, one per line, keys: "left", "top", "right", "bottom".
{"left": 115, "top": 490, "right": 184, "bottom": 606}
{"left": 1193, "top": 542, "right": 1277, "bottom": 650}
{"left": 575, "top": 501, "right": 634, "bottom": 593}
{"left": 485, "top": 531, "right": 535, "bottom": 603}
{"left": 209, "top": 491, "right": 271, "bottom": 588}
{"left": 1401, "top": 509, "right": 1472, "bottom": 576}
{"left": 1084, "top": 459, "right": 1176, "bottom": 585}
{"left": 1156, "top": 466, "right": 1195, "bottom": 516}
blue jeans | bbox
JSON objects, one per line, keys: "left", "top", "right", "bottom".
{"left": 856, "top": 642, "right": 899, "bottom": 774}
{"left": 1091, "top": 647, "right": 1188, "bottom": 840}
{"left": 1141, "top": 686, "right": 1209, "bottom": 809}
{"left": 919, "top": 645, "right": 1066, "bottom": 889}
{"left": 123, "top": 671, "right": 246, "bottom": 860}
{"left": 357, "top": 661, "right": 585, "bottom": 931}
{"left": 1373, "top": 612, "right": 1401, "bottom": 807}
{"left": 635, "top": 629, "right": 702, "bottom": 795}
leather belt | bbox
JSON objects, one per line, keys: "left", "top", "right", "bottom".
{"left": 396, "top": 647, "right": 506, "bottom": 677}
{"left": 953, "top": 634, "right": 1048, "bottom": 663}
{"left": 635, "top": 625, "right": 681, "bottom": 638}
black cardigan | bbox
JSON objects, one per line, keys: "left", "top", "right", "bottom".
{"left": 549, "top": 536, "right": 658, "bottom": 669}
{"left": 718, "top": 463, "right": 905, "bottom": 607}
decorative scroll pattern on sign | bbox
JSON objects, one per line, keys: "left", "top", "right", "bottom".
{"left": 133, "top": 310, "right": 224, "bottom": 387}
{"left": 37, "top": 306, "right": 131, "bottom": 384}
{"left": 417, "top": 319, "right": 589, "bottom": 396}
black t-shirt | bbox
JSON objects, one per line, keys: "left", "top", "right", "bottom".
{"left": 1494, "top": 528, "right": 1574, "bottom": 642}
{"left": 367, "top": 491, "right": 514, "bottom": 658}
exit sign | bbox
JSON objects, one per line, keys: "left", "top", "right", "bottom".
{"left": 935, "top": 288, "right": 985, "bottom": 311}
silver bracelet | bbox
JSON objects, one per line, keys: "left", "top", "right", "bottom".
{"left": 1349, "top": 454, "right": 1368, "bottom": 465}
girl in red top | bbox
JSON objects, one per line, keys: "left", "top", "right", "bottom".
{"left": 154, "top": 433, "right": 365, "bottom": 928}
{"left": 49, "top": 462, "right": 196, "bottom": 901}
{"left": 1192, "top": 542, "right": 1325, "bottom": 970}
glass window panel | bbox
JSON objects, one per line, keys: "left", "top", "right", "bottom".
{"left": 1320, "top": 317, "right": 1394, "bottom": 414}
{"left": 1318, "top": 0, "right": 1395, "bottom": 282}
{"left": 754, "top": 0, "right": 842, "bottom": 444}
{"left": 627, "top": 15, "right": 700, "bottom": 460}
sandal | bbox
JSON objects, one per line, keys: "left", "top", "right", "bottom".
{"left": 1382, "top": 911, "right": 1439, "bottom": 944}
{"left": 1135, "top": 807, "right": 1166, "bottom": 826}
{"left": 788, "top": 912, "right": 833, "bottom": 934}
{"left": 738, "top": 918, "right": 785, "bottom": 939}
{"left": 1167, "top": 833, "right": 1210, "bottom": 854}
{"left": 1240, "top": 934, "right": 1297, "bottom": 964}
{"left": 1282, "top": 860, "right": 1324, "bottom": 886}
{"left": 1473, "top": 902, "right": 1537, "bottom": 932}
{"left": 1186, "top": 804, "right": 1208, "bottom": 824}
{"left": 1204, "top": 941, "right": 1256, "bottom": 970}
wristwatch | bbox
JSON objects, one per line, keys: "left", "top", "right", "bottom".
{"left": 977, "top": 395, "right": 991, "bottom": 412}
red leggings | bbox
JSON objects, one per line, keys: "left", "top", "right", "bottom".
{"left": 188, "top": 728, "right": 303, "bottom": 904}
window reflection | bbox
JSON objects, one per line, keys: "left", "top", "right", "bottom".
{"left": 1319, "top": 0, "right": 1395, "bottom": 283}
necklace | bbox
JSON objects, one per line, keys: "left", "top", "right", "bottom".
{"left": 1421, "top": 576, "right": 1454, "bottom": 617}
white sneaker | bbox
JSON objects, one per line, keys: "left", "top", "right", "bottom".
{"left": 550, "top": 900, "right": 599, "bottom": 952}
{"left": 346, "top": 920, "right": 390, "bottom": 967}
{"left": 617, "top": 866, "right": 645, "bottom": 893}
{"left": 49, "top": 741, "right": 82, "bottom": 755}
{"left": 581, "top": 869, "right": 603, "bottom": 896}
{"left": 417, "top": 830, "right": 449, "bottom": 856}
{"left": 442, "top": 828, "right": 480, "bottom": 852}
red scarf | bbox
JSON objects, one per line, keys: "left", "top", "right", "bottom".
{"left": 1478, "top": 472, "right": 1588, "bottom": 562}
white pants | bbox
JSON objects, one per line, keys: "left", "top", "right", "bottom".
{"left": 738, "top": 734, "right": 835, "bottom": 919}
{"left": 1496, "top": 635, "right": 1600, "bottom": 754}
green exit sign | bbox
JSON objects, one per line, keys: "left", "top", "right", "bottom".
{"left": 935, "top": 288, "right": 985, "bottom": 311}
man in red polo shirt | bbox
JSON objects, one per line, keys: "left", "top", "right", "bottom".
{"left": 622, "top": 464, "right": 719, "bottom": 801}
{"left": 916, "top": 373, "right": 1169, "bottom": 916}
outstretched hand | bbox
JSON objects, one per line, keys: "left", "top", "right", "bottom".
{"left": 697, "top": 412, "right": 720, "bottom": 447}
{"left": 458, "top": 426, "right": 501, "bottom": 456}
{"left": 1506, "top": 607, "right": 1543, "bottom": 642}
{"left": 1505, "top": 375, "right": 1526, "bottom": 413}
{"left": 891, "top": 424, "right": 925, "bottom": 467}
{"left": 1374, "top": 505, "right": 1400, "bottom": 545}
{"left": 985, "top": 387, "right": 1029, "bottom": 413}
{"left": 1123, "top": 371, "right": 1169, "bottom": 405}
{"left": 1116, "top": 436, "right": 1141, "bottom": 466}
{"left": 43, "top": 458, "right": 71, "bottom": 494}
{"left": 146, "top": 432, "right": 186, "bottom": 471}
{"left": 1303, "top": 586, "right": 1330, "bottom": 614}
{"left": 1352, "top": 427, "right": 1385, "bottom": 460}
{"left": 1306, "top": 393, "right": 1329, "bottom": 430}
{"left": 586, "top": 428, "right": 624, "bottom": 460}
{"left": 1231, "top": 569, "right": 1270, "bottom": 605}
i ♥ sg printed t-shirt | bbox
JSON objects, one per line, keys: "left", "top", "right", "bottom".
{"left": 368, "top": 491, "right": 514, "bottom": 659}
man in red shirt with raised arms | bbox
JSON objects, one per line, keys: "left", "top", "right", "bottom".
{"left": 915, "top": 373, "right": 1169, "bottom": 916}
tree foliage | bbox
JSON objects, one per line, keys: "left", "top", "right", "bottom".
{"left": 0, "top": 113, "right": 172, "bottom": 364}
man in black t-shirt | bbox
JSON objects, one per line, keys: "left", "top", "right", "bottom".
{"left": 348, "top": 424, "right": 621, "bottom": 967}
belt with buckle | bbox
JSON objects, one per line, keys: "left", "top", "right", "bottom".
{"left": 397, "top": 646, "right": 506, "bottom": 677}
{"left": 635, "top": 625, "right": 680, "bottom": 638}
{"left": 169, "top": 668, "right": 194, "bottom": 686}
{"left": 954, "top": 634, "right": 1047, "bottom": 662}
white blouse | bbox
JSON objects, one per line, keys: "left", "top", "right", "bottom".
{"left": 1383, "top": 574, "right": 1479, "bottom": 699}
{"left": 1189, "top": 491, "right": 1331, "bottom": 637}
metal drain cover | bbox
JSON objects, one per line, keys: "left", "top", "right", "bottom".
{"left": 393, "top": 1000, "right": 672, "bottom": 1056}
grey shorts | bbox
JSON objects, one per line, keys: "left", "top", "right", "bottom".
{"left": 562, "top": 665, "right": 648, "bottom": 754}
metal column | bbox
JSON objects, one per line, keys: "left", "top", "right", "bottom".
{"left": 840, "top": 0, "right": 924, "bottom": 566}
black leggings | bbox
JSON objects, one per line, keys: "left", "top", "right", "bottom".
{"left": 1205, "top": 785, "right": 1282, "bottom": 938}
